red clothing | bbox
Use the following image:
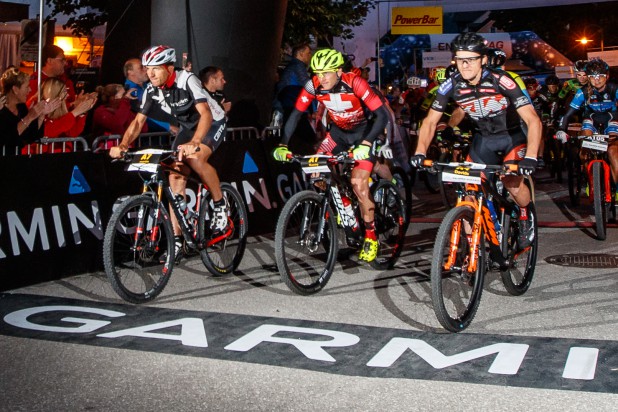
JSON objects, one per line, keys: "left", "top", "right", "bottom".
{"left": 27, "top": 72, "right": 76, "bottom": 106}
{"left": 21, "top": 112, "right": 85, "bottom": 154}
{"left": 294, "top": 72, "right": 383, "bottom": 131}
{"left": 92, "top": 98, "right": 144, "bottom": 137}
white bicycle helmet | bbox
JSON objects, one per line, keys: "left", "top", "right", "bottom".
{"left": 142, "top": 45, "right": 176, "bottom": 66}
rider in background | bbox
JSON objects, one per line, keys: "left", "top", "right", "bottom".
{"left": 410, "top": 32, "right": 542, "bottom": 249}
{"left": 274, "top": 48, "right": 389, "bottom": 263}
{"left": 558, "top": 60, "right": 589, "bottom": 108}
{"left": 532, "top": 74, "right": 562, "bottom": 167}
{"left": 109, "top": 45, "right": 231, "bottom": 261}
{"left": 556, "top": 58, "right": 618, "bottom": 194}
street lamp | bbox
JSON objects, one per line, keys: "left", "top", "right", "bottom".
{"left": 577, "top": 25, "right": 604, "bottom": 51}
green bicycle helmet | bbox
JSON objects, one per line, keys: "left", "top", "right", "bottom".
{"left": 311, "top": 49, "right": 345, "bottom": 72}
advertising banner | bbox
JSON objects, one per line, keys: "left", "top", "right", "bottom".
{"left": 391, "top": 7, "right": 443, "bottom": 35}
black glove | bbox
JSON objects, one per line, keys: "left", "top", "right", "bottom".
{"left": 409, "top": 153, "right": 426, "bottom": 168}
{"left": 518, "top": 157, "right": 537, "bottom": 176}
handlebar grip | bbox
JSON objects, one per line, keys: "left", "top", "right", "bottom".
{"left": 421, "top": 158, "right": 434, "bottom": 167}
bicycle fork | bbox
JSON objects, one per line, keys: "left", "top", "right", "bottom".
{"left": 133, "top": 182, "right": 164, "bottom": 252}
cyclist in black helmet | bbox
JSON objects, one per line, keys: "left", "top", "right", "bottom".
{"left": 557, "top": 58, "right": 618, "bottom": 193}
{"left": 410, "top": 32, "right": 542, "bottom": 249}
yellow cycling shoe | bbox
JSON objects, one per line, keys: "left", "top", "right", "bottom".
{"left": 358, "top": 238, "right": 379, "bottom": 262}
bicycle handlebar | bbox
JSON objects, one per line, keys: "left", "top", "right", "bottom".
{"left": 421, "top": 159, "right": 519, "bottom": 174}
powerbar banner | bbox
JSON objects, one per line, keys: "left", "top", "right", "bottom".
{"left": 391, "top": 7, "right": 443, "bottom": 35}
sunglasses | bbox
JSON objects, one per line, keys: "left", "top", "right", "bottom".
{"left": 454, "top": 56, "right": 482, "bottom": 65}
{"left": 589, "top": 74, "right": 607, "bottom": 80}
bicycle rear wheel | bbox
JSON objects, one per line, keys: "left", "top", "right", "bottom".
{"left": 103, "top": 195, "right": 174, "bottom": 303}
{"left": 391, "top": 166, "right": 412, "bottom": 219}
{"left": 199, "top": 182, "right": 249, "bottom": 275}
{"left": 431, "top": 206, "right": 485, "bottom": 332}
{"left": 275, "top": 190, "right": 338, "bottom": 295}
{"left": 370, "top": 180, "right": 409, "bottom": 270}
{"left": 592, "top": 162, "right": 607, "bottom": 240}
{"left": 500, "top": 204, "right": 538, "bottom": 295}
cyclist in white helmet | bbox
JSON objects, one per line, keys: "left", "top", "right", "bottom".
{"left": 109, "top": 45, "right": 230, "bottom": 261}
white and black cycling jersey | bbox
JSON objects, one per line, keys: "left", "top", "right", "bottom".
{"left": 140, "top": 70, "right": 225, "bottom": 130}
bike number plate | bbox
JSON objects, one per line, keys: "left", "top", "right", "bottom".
{"left": 300, "top": 156, "right": 331, "bottom": 175}
{"left": 581, "top": 137, "right": 608, "bottom": 152}
{"left": 127, "top": 149, "right": 163, "bottom": 172}
{"left": 441, "top": 166, "right": 482, "bottom": 184}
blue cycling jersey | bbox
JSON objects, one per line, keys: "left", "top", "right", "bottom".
{"left": 569, "top": 82, "right": 618, "bottom": 114}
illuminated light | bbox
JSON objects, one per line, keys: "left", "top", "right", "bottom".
{"left": 54, "top": 36, "right": 73, "bottom": 52}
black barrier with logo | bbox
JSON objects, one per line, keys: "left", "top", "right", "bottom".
{"left": 0, "top": 140, "right": 307, "bottom": 291}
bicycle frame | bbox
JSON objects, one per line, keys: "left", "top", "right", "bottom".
{"left": 430, "top": 161, "right": 520, "bottom": 274}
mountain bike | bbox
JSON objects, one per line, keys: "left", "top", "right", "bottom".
{"left": 565, "top": 123, "right": 583, "bottom": 206}
{"left": 422, "top": 160, "right": 538, "bottom": 332}
{"left": 574, "top": 134, "right": 616, "bottom": 240}
{"left": 103, "top": 149, "right": 248, "bottom": 303}
{"left": 274, "top": 153, "right": 409, "bottom": 295}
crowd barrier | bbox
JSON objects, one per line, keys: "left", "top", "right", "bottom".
{"left": 0, "top": 130, "right": 306, "bottom": 291}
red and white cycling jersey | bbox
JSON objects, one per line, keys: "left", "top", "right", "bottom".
{"left": 294, "top": 72, "right": 384, "bottom": 131}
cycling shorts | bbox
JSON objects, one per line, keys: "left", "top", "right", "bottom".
{"left": 172, "top": 118, "right": 227, "bottom": 152}
{"left": 317, "top": 124, "right": 376, "bottom": 172}
{"left": 467, "top": 131, "right": 527, "bottom": 165}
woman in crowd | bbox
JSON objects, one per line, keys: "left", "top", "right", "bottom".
{"left": 0, "top": 67, "right": 61, "bottom": 155}
{"left": 23, "top": 77, "right": 97, "bottom": 153}
{"left": 91, "top": 83, "right": 145, "bottom": 139}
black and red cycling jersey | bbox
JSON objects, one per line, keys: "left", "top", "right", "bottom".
{"left": 282, "top": 72, "right": 387, "bottom": 146}
{"left": 433, "top": 68, "right": 531, "bottom": 137}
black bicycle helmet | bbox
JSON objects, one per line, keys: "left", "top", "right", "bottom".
{"left": 544, "top": 74, "right": 560, "bottom": 86}
{"left": 585, "top": 58, "right": 609, "bottom": 76}
{"left": 445, "top": 64, "right": 458, "bottom": 78}
{"left": 574, "top": 60, "right": 588, "bottom": 73}
{"left": 450, "top": 32, "right": 487, "bottom": 55}
{"left": 524, "top": 77, "right": 538, "bottom": 87}
{"left": 486, "top": 48, "right": 507, "bottom": 69}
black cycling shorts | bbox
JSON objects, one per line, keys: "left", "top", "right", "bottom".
{"left": 468, "top": 131, "right": 527, "bottom": 165}
{"left": 172, "top": 118, "right": 227, "bottom": 152}
{"left": 318, "top": 123, "right": 376, "bottom": 171}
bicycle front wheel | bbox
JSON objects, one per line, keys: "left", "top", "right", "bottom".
{"left": 431, "top": 206, "right": 485, "bottom": 332}
{"left": 103, "top": 195, "right": 174, "bottom": 303}
{"left": 274, "top": 190, "right": 338, "bottom": 295}
{"left": 500, "top": 204, "right": 538, "bottom": 295}
{"left": 592, "top": 162, "right": 607, "bottom": 240}
{"left": 370, "top": 180, "right": 409, "bottom": 270}
{"left": 199, "top": 182, "right": 249, "bottom": 275}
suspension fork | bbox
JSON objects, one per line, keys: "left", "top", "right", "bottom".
{"left": 586, "top": 159, "right": 612, "bottom": 203}
{"left": 443, "top": 199, "right": 479, "bottom": 271}
{"left": 466, "top": 195, "right": 485, "bottom": 274}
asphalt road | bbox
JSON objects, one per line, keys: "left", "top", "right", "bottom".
{"left": 1, "top": 168, "right": 617, "bottom": 411}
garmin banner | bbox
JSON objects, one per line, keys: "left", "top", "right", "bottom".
{"left": 0, "top": 141, "right": 303, "bottom": 291}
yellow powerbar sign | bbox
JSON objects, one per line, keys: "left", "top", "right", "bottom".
{"left": 391, "top": 7, "right": 443, "bottom": 35}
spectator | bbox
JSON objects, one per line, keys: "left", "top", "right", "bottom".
{"left": 27, "top": 44, "right": 76, "bottom": 106}
{"left": 23, "top": 77, "right": 96, "bottom": 154}
{"left": 92, "top": 83, "right": 145, "bottom": 138}
{"left": 199, "top": 66, "right": 231, "bottom": 113}
{"left": 273, "top": 42, "right": 316, "bottom": 153}
{"left": 274, "top": 42, "right": 312, "bottom": 116}
{"left": 123, "top": 57, "right": 171, "bottom": 133}
{"left": 0, "top": 67, "right": 60, "bottom": 155}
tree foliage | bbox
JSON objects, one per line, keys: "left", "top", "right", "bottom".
{"left": 283, "top": 0, "right": 376, "bottom": 47}
{"left": 46, "top": 0, "right": 376, "bottom": 46}
{"left": 45, "top": 0, "right": 108, "bottom": 37}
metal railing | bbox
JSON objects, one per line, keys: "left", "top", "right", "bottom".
{"left": 2, "top": 126, "right": 283, "bottom": 157}
{"left": 20, "top": 137, "right": 90, "bottom": 155}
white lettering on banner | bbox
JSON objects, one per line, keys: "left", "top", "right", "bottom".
{"left": 277, "top": 173, "right": 306, "bottom": 202}
{"left": 98, "top": 318, "right": 208, "bottom": 348}
{"left": 3, "top": 306, "right": 125, "bottom": 333}
{"left": 224, "top": 324, "right": 360, "bottom": 362}
{"left": 231, "top": 179, "right": 272, "bottom": 213}
{"left": 0, "top": 305, "right": 605, "bottom": 380}
{"left": 68, "top": 202, "right": 103, "bottom": 244}
{"left": 366, "top": 338, "right": 528, "bottom": 375}
{"left": 8, "top": 208, "right": 49, "bottom": 256}
{"left": 1, "top": 201, "right": 103, "bottom": 258}
{"left": 51, "top": 206, "right": 66, "bottom": 247}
